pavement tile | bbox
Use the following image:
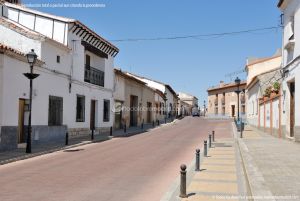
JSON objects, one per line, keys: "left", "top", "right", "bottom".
{"left": 182, "top": 195, "right": 238, "bottom": 201}
{"left": 193, "top": 171, "right": 237, "bottom": 181}
{"left": 188, "top": 180, "right": 238, "bottom": 194}
{"left": 202, "top": 159, "right": 236, "bottom": 165}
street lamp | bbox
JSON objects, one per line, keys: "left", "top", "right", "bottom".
{"left": 234, "top": 77, "right": 241, "bottom": 121}
{"left": 203, "top": 100, "right": 206, "bottom": 117}
{"left": 163, "top": 92, "right": 168, "bottom": 124}
{"left": 24, "top": 49, "right": 39, "bottom": 153}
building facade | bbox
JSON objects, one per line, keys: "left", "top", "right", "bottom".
{"left": 0, "top": 1, "right": 118, "bottom": 150}
{"left": 245, "top": 53, "right": 282, "bottom": 137}
{"left": 207, "top": 81, "right": 246, "bottom": 118}
{"left": 178, "top": 92, "right": 198, "bottom": 116}
{"left": 278, "top": 0, "right": 300, "bottom": 141}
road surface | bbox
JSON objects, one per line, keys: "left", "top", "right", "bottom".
{"left": 0, "top": 117, "right": 233, "bottom": 201}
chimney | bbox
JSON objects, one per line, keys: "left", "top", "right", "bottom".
{"left": 219, "top": 81, "right": 225, "bottom": 87}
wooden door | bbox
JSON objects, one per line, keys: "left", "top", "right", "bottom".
{"left": 147, "top": 102, "right": 152, "bottom": 123}
{"left": 231, "top": 105, "right": 235, "bottom": 117}
{"left": 130, "top": 96, "right": 138, "bottom": 127}
{"left": 290, "top": 82, "right": 295, "bottom": 137}
{"left": 18, "top": 99, "right": 25, "bottom": 143}
{"left": 90, "top": 100, "right": 96, "bottom": 130}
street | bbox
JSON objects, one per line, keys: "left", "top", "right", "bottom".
{"left": 0, "top": 117, "right": 232, "bottom": 201}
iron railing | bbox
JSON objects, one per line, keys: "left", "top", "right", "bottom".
{"left": 84, "top": 65, "right": 105, "bottom": 87}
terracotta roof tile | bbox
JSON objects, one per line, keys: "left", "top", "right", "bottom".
{"left": 0, "top": 42, "right": 26, "bottom": 56}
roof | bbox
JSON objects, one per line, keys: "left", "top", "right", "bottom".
{"left": 114, "top": 69, "right": 146, "bottom": 85}
{"left": 246, "top": 67, "right": 281, "bottom": 90}
{"left": 0, "top": 42, "right": 43, "bottom": 64}
{"left": 246, "top": 55, "right": 281, "bottom": 68}
{"left": 3, "top": 1, "right": 119, "bottom": 57}
{"left": 0, "top": 18, "right": 71, "bottom": 51}
{"left": 207, "top": 81, "right": 246, "bottom": 92}
{"left": 127, "top": 72, "right": 178, "bottom": 97}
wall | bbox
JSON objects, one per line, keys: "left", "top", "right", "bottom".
{"left": 246, "top": 82, "right": 260, "bottom": 127}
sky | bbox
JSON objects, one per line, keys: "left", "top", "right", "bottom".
{"left": 22, "top": 0, "right": 282, "bottom": 106}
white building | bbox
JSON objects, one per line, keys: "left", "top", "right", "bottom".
{"left": 278, "top": 0, "right": 300, "bottom": 141}
{"left": 0, "top": 1, "right": 119, "bottom": 150}
{"left": 127, "top": 73, "right": 179, "bottom": 118}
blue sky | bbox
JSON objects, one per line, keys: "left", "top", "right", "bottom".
{"left": 22, "top": 0, "right": 282, "bottom": 105}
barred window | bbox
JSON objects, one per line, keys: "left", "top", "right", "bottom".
{"left": 48, "top": 96, "right": 63, "bottom": 126}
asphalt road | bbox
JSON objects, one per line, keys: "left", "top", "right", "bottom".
{"left": 0, "top": 117, "right": 233, "bottom": 201}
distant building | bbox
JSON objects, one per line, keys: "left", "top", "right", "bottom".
{"left": 113, "top": 69, "right": 165, "bottom": 129}
{"left": 245, "top": 52, "right": 282, "bottom": 137}
{"left": 127, "top": 73, "right": 179, "bottom": 118}
{"left": 178, "top": 92, "right": 198, "bottom": 116}
{"left": 207, "top": 81, "right": 246, "bottom": 118}
{"left": 278, "top": 0, "right": 300, "bottom": 141}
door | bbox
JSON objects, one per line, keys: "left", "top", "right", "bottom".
{"left": 290, "top": 82, "right": 295, "bottom": 137}
{"left": 114, "top": 101, "right": 123, "bottom": 129}
{"left": 18, "top": 99, "right": 26, "bottom": 143}
{"left": 147, "top": 102, "right": 152, "bottom": 123}
{"left": 130, "top": 95, "right": 138, "bottom": 127}
{"left": 231, "top": 105, "right": 235, "bottom": 117}
{"left": 90, "top": 100, "right": 96, "bottom": 130}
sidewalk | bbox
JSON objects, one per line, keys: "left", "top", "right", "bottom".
{"left": 180, "top": 137, "right": 248, "bottom": 201}
{"left": 0, "top": 118, "right": 178, "bottom": 165}
{"left": 237, "top": 125, "right": 300, "bottom": 201}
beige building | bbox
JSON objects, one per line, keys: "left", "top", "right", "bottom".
{"left": 245, "top": 52, "right": 282, "bottom": 138}
{"left": 178, "top": 92, "right": 198, "bottom": 116}
{"left": 113, "top": 69, "right": 165, "bottom": 129}
{"left": 207, "top": 81, "right": 246, "bottom": 118}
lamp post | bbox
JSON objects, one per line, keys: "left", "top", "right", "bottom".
{"left": 203, "top": 100, "right": 206, "bottom": 117}
{"left": 163, "top": 92, "right": 168, "bottom": 124}
{"left": 24, "top": 49, "right": 39, "bottom": 153}
{"left": 234, "top": 77, "right": 241, "bottom": 121}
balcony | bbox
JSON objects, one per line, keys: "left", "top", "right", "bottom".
{"left": 84, "top": 65, "right": 105, "bottom": 87}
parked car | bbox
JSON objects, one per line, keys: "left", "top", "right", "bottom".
{"left": 192, "top": 107, "right": 200, "bottom": 117}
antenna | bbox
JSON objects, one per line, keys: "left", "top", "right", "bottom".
{"left": 225, "top": 69, "right": 246, "bottom": 81}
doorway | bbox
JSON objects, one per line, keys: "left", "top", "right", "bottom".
{"left": 18, "top": 99, "right": 26, "bottom": 143}
{"left": 231, "top": 105, "right": 235, "bottom": 117}
{"left": 289, "top": 82, "right": 295, "bottom": 137}
{"left": 147, "top": 102, "right": 152, "bottom": 123}
{"left": 130, "top": 95, "right": 138, "bottom": 127}
{"left": 90, "top": 100, "right": 96, "bottom": 130}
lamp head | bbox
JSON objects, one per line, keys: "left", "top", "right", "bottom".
{"left": 26, "top": 49, "right": 37, "bottom": 66}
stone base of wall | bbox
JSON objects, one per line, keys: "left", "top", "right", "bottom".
{"left": 68, "top": 127, "right": 111, "bottom": 138}
{"left": 0, "top": 125, "right": 67, "bottom": 151}
{"left": 0, "top": 126, "right": 18, "bottom": 151}
{"left": 294, "top": 126, "right": 300, "bottom": 142}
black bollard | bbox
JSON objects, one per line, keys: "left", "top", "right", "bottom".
{"left": 157, "top": 120, "right": 160, "bottom": 126}
{"left": 204, "top": 140, "right": 208, "bottom": 157}
{"left": 65, "top": 132, "right": 69, "bottom": 146}
{"left": 209, "top": 134, "right": 212, "bottom": 148}
{"left": 124, "top": 124, "right": 127, "bottom": 133}
{"left": 195, "top": 149, "right": 200, "bottom": 171}
{"left": 91, "top": 129, "right": 94, "bottom": 141}
{"left": 110, "top": 126, "right": 113, "bottom": 136}
{"left": 179, "top": 164, "right": 188, "bottom": 198}
{"left": 212, "top": 130, "right": 215, "bottom": 142}
{"left": 141, "top": 119, "right": 144, "bottom": 130}
{"left": 152, "top": 120, "right": 155, "bottom": 127}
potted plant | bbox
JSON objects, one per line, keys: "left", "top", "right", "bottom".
{"left": 273, "top": 81, "right": 280, "bottom": 94}
{"left": 264, "top": 86, "right": 272, "bottom": 98}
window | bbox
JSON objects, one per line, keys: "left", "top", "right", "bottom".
{"left": 103, "top": 100, "right": 110, "bottom": 122}
{"left": 48, "top": 96, "right": 63, "bottom": 126}
{"left": 76, "top": 95, "right": 85, "bottom": 122}
{"left": 86, "top": 54, "right": 91, "bottom": 66}
{"left": 56, "top": 55, "right": 60, "bottom": 63}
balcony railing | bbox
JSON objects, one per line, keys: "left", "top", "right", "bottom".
{"left": 84, "top": 65, "right": 105, "bottom": 87}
